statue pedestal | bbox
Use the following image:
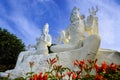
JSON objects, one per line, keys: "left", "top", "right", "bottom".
{"left": 2, "top": 48, "right": 119, "bottom": 79}
{"left": 96, "top": 48, "right": 120, "bottom": 64}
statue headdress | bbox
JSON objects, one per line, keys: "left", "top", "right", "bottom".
{"left": 71, "top": 7, "right": 80, "bottom": 15}
{"left": 70, "top": 7, "right": 81, "bottom": 23}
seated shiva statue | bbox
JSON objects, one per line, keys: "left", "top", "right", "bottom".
{"left": 0, "top": 7, "right": 101, "bottom": 79}
{"left": 15, "top": 23, "right": 52, "bottom": 69}
{"left": 51, "top": 7, "right": 85, "bottom": 52}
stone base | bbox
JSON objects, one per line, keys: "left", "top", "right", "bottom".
{"left": 1, "top": 48, "right": 119, "bottom": 79}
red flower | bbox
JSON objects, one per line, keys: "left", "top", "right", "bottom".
{"left": 37, "top": 72, "right": 43, "bottom": 80}
{"left": 31, "top": 72, "right": 48, "bottom": 80}
{"left": 110, "top": 63, "right": 118, "bottom": 71}
{"left": 74, "top": 60, "right": 79, "bottom": 66}
{"left": 42, "top": 73, "right": 48, "bottom": 80}
{"left": 29, "top": 61, "right": 34, "bottom": 68}
{"left": 55, "top": 72, "right": 65, "bottom": 79}
{"left": 72, "top": 72, "right": 77, "bottom": 80}
{"left": 29, "top": 78, "right": 33, "bottom": 80}
{"left": 55, "top": 72, "right": 59, "bottom": 78}
{"left": 101, "top": 61, "right": 108, "bottom": 72}
{"left": 67, "top": 71, "right": 73, "bottom": 77}
{"left": 46, "top": 57, "right": 57, "bottom": 66}
{"left": 33, "top": 74, "right": 37, "bottom": 80}
{"left": 95, "top": 63, "right": 100, "bottom": 72}
{"left": 95, "top": 74, "right": 103, "bottom": 80}
{"left": 80, "top": 59, "right": 85, "bottom": 65}
{"left": 74, "top": 59, "right": 86, "bottom": 70}
{"left": 77, "top": 74, "right": 81, "bottom": 79}
{"left": 95, "top": 74, "right": 107, "bottom": 80}
{"left": 53, "top": 65, "right": 62, "bottom": 71}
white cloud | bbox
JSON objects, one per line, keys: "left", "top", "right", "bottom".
{"left": 0, "top": 0, "right": 47, "bottom": 45}
{"left": 96, "top": 0, "right": 120, "bottom": 48}
{"left": 9, "top": 14, "right": 41, "bottom": 45}
{"left": 1, "top": 0, "right": 120, "bottom": 51}
{"left": 3, "top": 0, "right": 60, "bottom": 46}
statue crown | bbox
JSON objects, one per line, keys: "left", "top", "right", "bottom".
{"left": 72, "top": 7, "right": 80, "bottom": 14}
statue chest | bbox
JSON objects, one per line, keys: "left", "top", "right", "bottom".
{"left": 69, "top": 23, "right": 85, "bottom": 34}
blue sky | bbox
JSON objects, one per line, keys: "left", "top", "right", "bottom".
{"left": 0, "top": 0, "right": 120, "bottom": 51}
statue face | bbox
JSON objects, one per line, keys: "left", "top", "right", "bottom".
{"left": 70, "top": 14, "right": 80, "bottom": 23}
{"left": 61, "top": 30, "right": 65, "bottom": 36}
{"left": 70, "top": 7, "right": 80, "bottom": 23}
{"left": 43, "top": 23, "right": 49, "bottom": 34}
{"left": 44, "top": 23, "right": 49, "bottom": 29}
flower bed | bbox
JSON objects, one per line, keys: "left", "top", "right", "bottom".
{"left": 26, "top": 55, "right": 120, "bottom": 80}
{"left": 2, "top": 55, "right": 119, "bottom": 80}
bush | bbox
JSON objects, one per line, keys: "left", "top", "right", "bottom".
{"left": 0, "top": 28, "right": 25, "bottom": 70}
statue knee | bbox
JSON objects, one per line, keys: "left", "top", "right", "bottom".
{"left": 83, "top": 34, "right": 101, "bottom": 53}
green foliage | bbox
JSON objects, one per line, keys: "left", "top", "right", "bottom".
{"left": 0, "top": 28, "right": 25, "bottom": 66}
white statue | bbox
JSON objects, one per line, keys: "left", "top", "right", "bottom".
{"left": 15, "top": 23, "right": 51, "bottom": 68}
{"left": 36, "top": 23, "right": 52, "bottom": 54}
{"left": 56, "top": 30, "right": 69, "bottom": 44}
{"left": 0, "top": 23, "right": 52, "bottom": 78}
{"left": 51, "top": 7, "right": 85, "bottom": 52}
{"left": 29, "top": 23, "right": 52, "bottom": 49}
{"left": 85, "top": 6, "right": 99, "bottom": 36}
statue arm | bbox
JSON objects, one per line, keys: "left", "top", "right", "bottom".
{"left": 61, "top": 30, "right": 69, "bottom": 44}
{"left": 64, "top": 27, "right": 70, "bottom": 43}
{"left": 28, "top": 44, "right": 36, "bottom": 50}
{"left": 45, "top": 35, "right": 52, "bottom": 46}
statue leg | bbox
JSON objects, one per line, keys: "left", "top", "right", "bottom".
{"left": 0, "top": 52, "right": 29, "bottom": 78}
{"left": 82, "top": 34, "right": 101, "bottom": 59}
{"left": 0, "top": 72, "right": 8, "bottom": 77}
{"left": 50, "top": 44, "right": 75, "bottom": 53}
{"left": 15, "top": 51, "right": 33, "bottom": 69}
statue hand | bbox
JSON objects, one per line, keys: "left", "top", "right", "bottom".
{"left": 62, "top": 38, "right": 69, "bottom": 44}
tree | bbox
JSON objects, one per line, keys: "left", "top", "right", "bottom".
{"left": 0, "top": 28, "right": 25, "bottom": 65}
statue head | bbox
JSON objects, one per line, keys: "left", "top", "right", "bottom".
{"left": 70, "top": 7, "right": 81, "bottom": 23}
{"left": 43, "top": 23, "right": 49, "bottom": 34}
{"left": 61, "top": 30, "right": 65, "bottom": 37}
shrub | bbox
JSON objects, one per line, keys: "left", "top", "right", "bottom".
{"left": 0, "top": 28, "right": 25, "bottom": 71}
